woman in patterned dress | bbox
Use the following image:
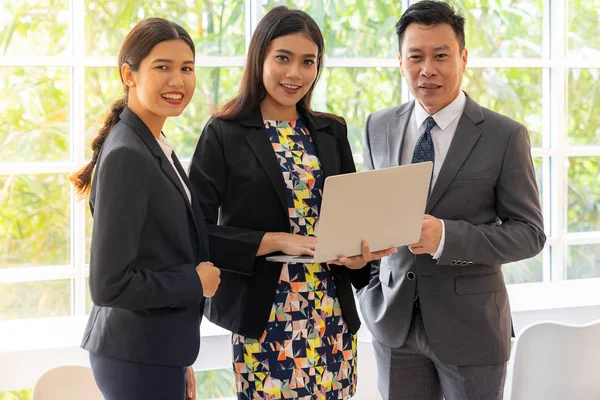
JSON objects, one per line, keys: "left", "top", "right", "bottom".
{"left": 189, "top": 6, "right": 396, "bottom": 399}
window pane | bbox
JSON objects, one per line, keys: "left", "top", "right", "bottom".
{"left": 263, "top": 0, "right": 403, "bottom": 58}
{"left": 567, "top": 157, "right": 600, "bottom": 232}
{"left": 0, "top": 174, "right": 70, "bottom": 268}
{"left": 568, "top": 0, "right": 600, "bottom": 58}
{"left": 85, "top": 0, "right": 245, "bottom": 56}
{"left": 464, "top": 68, "right": 543, "bottom": 147}
{"left": 504, "top": 252, "right": 543, "bottom": 284}
{"left": 0, "top": 0, "right": 70, "bottom": 56}
{"left": 0, "top": 67, "right": 70, "bottom": 162}
{"left": 195, "top": 369, "right": 235, "bottom": 398}
{"left": 567, "top": 244, "right": 600, "bottom": 280}
{"left": 447, "top": 0, "right": 543, "bottom": 58}
{"left": 0, "top": 280, "right": 72, "bottom": 320}
{"left": 567, "top": 69, "right": 600, "bottom": 146}
{"left": 85, "top": 67, "right": 243, "bottom": 159}
{"left": 316, "top": 67, "right": 402, "bottom": 154}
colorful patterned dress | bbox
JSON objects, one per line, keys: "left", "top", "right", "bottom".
{"left": 232, "top": 118, "right": 357, "bottom": 400}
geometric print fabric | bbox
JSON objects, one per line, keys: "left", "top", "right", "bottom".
{"left": 232, "top": 118, "right": 357, "bottom": 399}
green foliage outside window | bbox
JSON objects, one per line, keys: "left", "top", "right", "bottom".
{"left": 448, "top": 0, "right": 544, "bottom": 58}
{"left": 568, "top": 69, "right": 600, "bottom": 146}
{"left": 0, "top": 389, "right": 30, "bottom": 400}
{"left": 1, "top": 0, "right": 600, "bottom": 396}
{"left": 84, "top": 67, "right": 243, "bottom": 160}
{"left": 0, "top": 67, "right": 70, "bottom": 163}
{"left": 0, "top": 174, "right": 70, "bottom": 269}
{"left": 464, "top": 68, "right": 543, "bottom": 147}
{"left": 0, "top": 0, "right": 69, "bottom": 56}
{"left": 316, "top": 68, "right": 403, "bottom": 151}
{"left": 264, "top": 0, "right": 403, "bottom": 58}
{"left": 568, "top": 156, "right": 600, "bottom": 233}
{"left": 0, "top": 280, "right": 71, "bottom": 320}
{"left": 84, "top": 0, "right": 245, "bottom": 56}
{"left": 0, "top": 0, "right": 599, "bottom": 357}
{"left": 568, "top": 0, "right": 600, "bottom": 58}
{"left": 568, "top": 244, "right": 600, "bottom": 279}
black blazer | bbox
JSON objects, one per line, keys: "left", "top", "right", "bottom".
{"left": 81, "top": 107, "right": 210, "bottom": 367}
{"left": 188, "top": 108, "right": 369, "bottom": 339}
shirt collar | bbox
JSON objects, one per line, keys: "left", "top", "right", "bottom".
{"left": 414, "top": 90, "right": 467, "bottom": 130}
{"left": 156, "top": 133, "right": 173, "bottom": 155}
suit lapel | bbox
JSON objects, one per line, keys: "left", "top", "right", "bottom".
{"left": 426, "top": 95, "right": 484, "bottom": 213}
{"left": 244, "top": 110, "right": 336, "bottom": 218}
{"left": 119, "top": 107, "right": 201, "bottom": 239}
{"left": 158, "top": 152, "right": 192, "bottom": 209}
{"left": 172, "top": 152, "right": 208, "bottom": 257}
{"left": 390, "top": 103, "right": 413, "bottom": 167}
{"left": 303, "top": 113, "right": 335, "bottom": 178}
{"left": 245, "top": 121, "right": 289, "bottom": 217}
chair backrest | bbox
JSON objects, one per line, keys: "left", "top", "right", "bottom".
{"left": 32, "top": 365, "right": 103, "bottom": 400}
{"left": 505, "top": 319, "right": 600, "bottom": 400}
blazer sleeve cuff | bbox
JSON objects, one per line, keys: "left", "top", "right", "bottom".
{"left": 208, "top": 226, "right": 265, "bottom": 276}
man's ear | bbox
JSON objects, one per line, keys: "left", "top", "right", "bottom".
{"left": 398, "top": 53, "right": 404, "bottom": 77}
{"left": 461, "top": 48, "right": 469, "bottom": 73}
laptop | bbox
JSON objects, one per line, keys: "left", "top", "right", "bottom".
{"left": 265, "top": 161, "right": 433, "bottom": 264}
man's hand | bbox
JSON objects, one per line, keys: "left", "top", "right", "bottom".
{"left": 408, "top": 214, "right": 442, "bottom": 255}
{"left": 328, "top": 241, "right": 397, "bottom": 269}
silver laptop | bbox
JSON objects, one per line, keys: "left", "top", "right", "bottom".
{"left": 266, "top": 161, "right": 433, "bottom": 264}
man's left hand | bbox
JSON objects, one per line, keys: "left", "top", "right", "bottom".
{"left": 328, "top": 241, "right": 397, "bottom": 269}
{"left": 408, "top": 214, "right": 442, "bottom": 255}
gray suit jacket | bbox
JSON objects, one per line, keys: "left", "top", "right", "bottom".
{"left": 358, "top": 93, "right": 545, "bottom": 366}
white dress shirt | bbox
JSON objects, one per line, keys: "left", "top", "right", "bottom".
{"left": 400, "top": 91, "right": 467, "bottom": 259}
{"left": 156, "top": 134, "right": 191, "bottom": 204}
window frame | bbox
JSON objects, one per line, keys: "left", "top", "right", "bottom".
{"left": 1, "top": 0, "right": 600, "bottom": 319}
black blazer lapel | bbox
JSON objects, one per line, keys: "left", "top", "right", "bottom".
{"left": 243, "top": 113, "right": 289, "bottom": 218}
{"left": 172, "top": 152, "right": 209, "bottom": 258}
{"left": 119, "top": 108, "right": 202, "bottom": 241}
{"left": 303, "top": 113, "right": 339, "bottom": 178}
{"left": 426, "top": 95, "right": 484, "bottom": 213}
{"left": 242, "top": 109, "right": 340, "bottom": 217}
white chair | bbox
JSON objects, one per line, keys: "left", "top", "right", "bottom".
{"left": 32, "top": 365, "right": 103, "bottom": 400}
{"left": 504, "top": 319, "right": 600, "bottom": 400}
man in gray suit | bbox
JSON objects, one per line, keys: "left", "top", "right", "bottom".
{"left": 357, "top": 1, "right": 546, "bottom": 399}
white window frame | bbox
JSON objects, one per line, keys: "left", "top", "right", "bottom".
{"left": 0, "top": 0, "right": 599, "bottom": 320}
{"left": 2, "top": 0, "right": 600, "bottom": 394}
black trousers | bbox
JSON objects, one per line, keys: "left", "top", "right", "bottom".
{"left": 89, "top": 352, "right": 187, "bottom": 400}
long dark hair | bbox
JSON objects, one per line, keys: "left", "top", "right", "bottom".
{"left": 71, "top": 18, "right": 195, "bottom": 198}
{"left": 216, "top": 6, "right": 331, "bottom": 120}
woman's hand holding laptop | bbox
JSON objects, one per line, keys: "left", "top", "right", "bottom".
{"left": 257, "top": 232, "right": 317, "bottom": 257}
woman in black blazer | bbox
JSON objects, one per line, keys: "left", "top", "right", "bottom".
{"left": 71, "top": 18, "right": 220, "bottom": 400}
{"left": 188, "top": 7, "right": 395, "bottom": 399}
